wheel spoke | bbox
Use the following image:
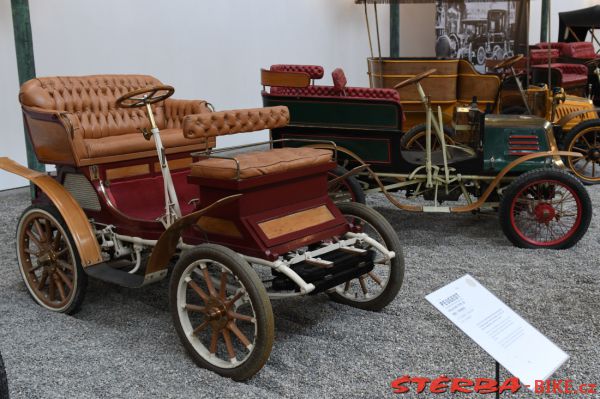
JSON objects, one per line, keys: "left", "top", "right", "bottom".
{"left": 343, "top": 281, "right": 351, "bottom": 292}
{"left": 33, "top": 220, "right": 47, "bottom": 241}
{"left": 358, "top": 276, "right": 368, "bottom": 295}
{"left": 228, "top": 322, "right": 252, "bottom": 349}
{"left": 202, "top": 265, "right": 217, "bottom": 296}
{"left": 52, "top": 230, "right": 62, "bottom": 250}
{"left": 24, "top": 247, "right": 40, "bottom": 256}
{"left": 54, "top": 275, "right": 67, "bottom": 301}
{"left": 187, "top": 279, "right": 209, "bottom": 302}
{"left": 37, "top": 270, "right": 49, "bottom": 290}
{"left": 581, "top": 135, "right": 592, "bottom": 148}
{"left": 55, "top": 268, "right": 73, "bottom": 290}
{"left": 56, "top": 259, "right": 74, "bottom": 271}
{"left": 219, "top": 271, "right": 227, "bottom": 300}
{"left": 209, "top": 329, "right": 219, "bottom": 354}
{"left": 185, "top": 304, "right": 206, "bottom": 313}
{"left": 227, "top": 311, "right": 255, "bottom": 324}
{"left": 226, "top": 289, "right": 245, "bottom": 308}
{"left": 367, "top": 272, "right": 383, "bottom": 286}
{"left": 222, "top": 329, "right": 236, "bottom": 361}
{"left": 26, "top": 230, "right": 42, "bottom": 248}
{"left": 192, "top": 320, "right": 209, "bottom": 336}
{"left": 48, "top": 276, "right": 56, "bottom": 301}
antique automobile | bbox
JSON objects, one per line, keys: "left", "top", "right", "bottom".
{"left": 0, "top": 75, "right": 404, "bottom": 380}
{"left": 366, "top": 56, "right": 600, "bottom": 184}
{"left": 261, "top": 64, "right": 592, "bottom": 249}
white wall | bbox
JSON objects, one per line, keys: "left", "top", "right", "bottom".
{"left": 0, "top": 0, "right": 388, "bottom": 190}
{"left": 0, "top": 0, "right": 29, "bottom": 190}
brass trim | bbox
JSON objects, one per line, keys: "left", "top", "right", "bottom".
{"left": 484, "top": 115, "right": 550, "bottom": 127}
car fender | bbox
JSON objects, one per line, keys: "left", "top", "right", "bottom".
{"left": 145, "top": 194, "right": 242, "bottom": 274}
{"left": 451, "top": 150, "right": 584, "bottom": 213}
{"left": 557, "top": 108, "right": 600, "bottom": 128}
{"left": 0, "top": 157, "right": 103, "bottom": 266}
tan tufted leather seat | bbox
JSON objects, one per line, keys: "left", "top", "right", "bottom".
{"left": 182, "top": 107, "right": 290, "bottom": 139}
{"left": 19, "top": 74, "right": 215, "bottom": 166}
{"left": 190, "top": 148, "right": 332, "bottom": 180}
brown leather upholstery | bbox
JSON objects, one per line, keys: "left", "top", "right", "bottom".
{"left": 190, "top": 148, "right": 332, "bottom": 180}
{"left": 19, "top": 74, "right": 215, "bottom": 166}
{"left": 183, "top": 107, "right": 289, "bottom": 139}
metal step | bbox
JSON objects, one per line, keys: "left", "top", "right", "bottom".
{"left": 84, "top": 262, "right": 166, "bottom": 288}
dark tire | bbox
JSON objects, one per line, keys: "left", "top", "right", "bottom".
{"left": 328, "top": 166, "right": 366, "bottom": 204}
{"left": 400, "top": 123, "right": 455, "bottom": 150}
{"left": 169, "top": 244, "right": 274, "bottom": 381}
{"left": 327, "top": 202, "right": 404, "bottom": 311}
{"left": 502, "top": 106, "right": 528, "bottom": 115}
{"left": 562, "top": 119, "right": 600, "bottom": 185}
{"left": 0, "top": 351, "right": 8, "bottom": 399}
{"left": 16, "top": 204, "right": 87, "bottom": 314}
{"left": 499, "top": 168, "right": 592, "bottom": 249}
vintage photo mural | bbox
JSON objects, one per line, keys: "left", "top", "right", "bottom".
{"left": 435, "top": 0, "right": 521, "bottom": 72}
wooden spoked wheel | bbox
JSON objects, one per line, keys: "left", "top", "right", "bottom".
{"left": 170, "top": 244, "right": 273, "bottom": 381}
{"left": 328, "top": 202, "right": 404, "bottom": 311}
{"left": 16, "top": 205, "right": 86, "bottom": 314}
{"left": 564, "top": 121, "right": 600, "bottom": 184}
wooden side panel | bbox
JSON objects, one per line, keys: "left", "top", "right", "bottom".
{"left": 258, "top": 205, "right": 334, "bottom": 239}
{"left": 261, "top": 69, "right": 310, "bottom": 88}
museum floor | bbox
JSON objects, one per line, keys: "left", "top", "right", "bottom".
{"left": 0, "top": 186, "right": 598, "bottom": 398}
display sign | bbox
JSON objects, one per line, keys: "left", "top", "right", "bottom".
{"left": 426, "top": 274, "right": 569, "bottom": 390}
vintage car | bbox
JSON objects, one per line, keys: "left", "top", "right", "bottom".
{"left": 366, "top": 56, "right": 600, "bottom": 184}
{"left": 261, "top": 64, "right": 592, "bottom": 249}
{"left": 0, "top": 75, "right": 405, "bottom": 380}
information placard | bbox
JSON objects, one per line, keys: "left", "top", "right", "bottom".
{"left": 426, "top": 274, "right": 569, "bottom": 390}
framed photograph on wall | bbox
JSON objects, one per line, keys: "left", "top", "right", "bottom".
{"left": 435, "top": 0, "right": 523, "bottom": 71}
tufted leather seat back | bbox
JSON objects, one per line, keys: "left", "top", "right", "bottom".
{"left": 270, "top": 64, "right": 324, "bottom": 80}
{"left": 561, "top": 42, "right": 598, "bottom": 59}
{"left": 19, "top": 75, "right": 166, "bottom": 140}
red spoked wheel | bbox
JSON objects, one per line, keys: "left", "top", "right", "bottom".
{"left": 499, "top": 169, "right": 592, "bottom": 249}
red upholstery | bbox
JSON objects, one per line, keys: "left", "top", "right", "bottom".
{"left": 530, "top": 49, "right": 559, "bottom": 65}
{"left": 532, "top": 63, "right": 589, "bottom": 86}
{"left": 270, "top": 85, "right": 401, "bottom": 103}
{"left": 549, "top": 63, "right": 588, "bottom": 75}
{"left": 561, "top": 42, "right": 598, "bottom": 59}
{"left": 270, "top": 64, "right": 324, "bottom": 80}
{"left": 534, "top": 42, "right": 566, "bottom": 52}
{"left": 347, "top": 87, "right": 400, "bottom": 102}
{"left": 271, "top": 85, "right": 337, "bottom": 97}
{"left": 331, "top": 68, "right": 347, "bottom": 93}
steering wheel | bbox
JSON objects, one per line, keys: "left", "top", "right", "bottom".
{"left": 492, "top": 54, "right": 524, "bottom": 70}
{"left": 394, "top": 69, "right": 437, "bottom": 90}
{"left": 116, "top": 85, "right": 175, "bottom": 108}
